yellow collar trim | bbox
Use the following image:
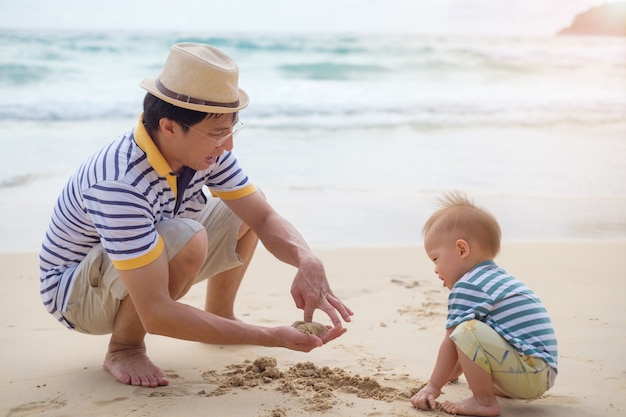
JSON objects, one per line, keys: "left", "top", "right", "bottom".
{"left": 133, "top": 114, "right": 177, "bottom": 196}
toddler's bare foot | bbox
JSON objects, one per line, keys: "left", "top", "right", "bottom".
{"left": 442, "top": 396, "right": 500, "bottom": 417}
{"left": 104, "top": 347, "right": 169, "bottom": 388}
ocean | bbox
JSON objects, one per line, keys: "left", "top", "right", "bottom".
{"left": 1, "top": 30, "right": 625, "bottom": 250}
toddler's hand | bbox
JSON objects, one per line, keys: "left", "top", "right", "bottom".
{"left": 410, "top": 384, "right": 441, "bottom": 411}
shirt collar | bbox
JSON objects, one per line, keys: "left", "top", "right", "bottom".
{"left": 133, "top": 113, "right": 178, "bottom": 195}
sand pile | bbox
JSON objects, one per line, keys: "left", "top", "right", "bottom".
{"left": 200, "top": 356, "right": 420, "bottom": 413}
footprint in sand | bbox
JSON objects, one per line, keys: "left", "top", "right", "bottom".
{"left": 7, "top": 397, "right": 66, "bottom": 417}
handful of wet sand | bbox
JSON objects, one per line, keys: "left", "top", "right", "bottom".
{"left": 291, "top": 321, "right": 328, "bottom": 337}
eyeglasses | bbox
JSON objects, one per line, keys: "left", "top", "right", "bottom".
{"left": 184, "top": 121, "right": 245, "bottom": 147}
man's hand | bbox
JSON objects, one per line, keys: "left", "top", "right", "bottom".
{"left": 290, "top": 257, "right": 353, "bottom": 328}
{"left": 277, "top": 326, "right": 322, "bottom": 352}
{"left": 319, "top": 324, "right": 347, "bottom": 344}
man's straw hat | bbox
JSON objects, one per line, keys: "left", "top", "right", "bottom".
{"left": 140, "top": 43, "right": 249, "bottom": 113}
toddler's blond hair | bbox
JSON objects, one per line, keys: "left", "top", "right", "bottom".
{"left": 423, "top": 192, "right": 501, "bottom": 258}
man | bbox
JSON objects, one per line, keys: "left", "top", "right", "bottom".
{"left": 39, "top": 43, "right": 353, "bottom": 388}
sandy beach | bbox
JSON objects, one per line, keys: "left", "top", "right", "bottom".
{"left": 1, "top": 240, "right": 624, "bottom": 417}
{"left": 2, "top": 7, "right": 625, "bottom": 416}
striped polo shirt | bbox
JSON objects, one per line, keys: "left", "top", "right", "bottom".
{"left": 39, "top": 115, "right": 256, "bottom": 328}
{"left": 446, "top": 261, "right": 558, "bottom": 371}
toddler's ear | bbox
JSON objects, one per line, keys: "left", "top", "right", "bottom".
{"left": 456, "top": 239, "right": 470, "bottom": 258}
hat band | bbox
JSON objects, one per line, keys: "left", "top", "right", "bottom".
{"left": 155, "top": 79, "right": 240, "bottom": 108}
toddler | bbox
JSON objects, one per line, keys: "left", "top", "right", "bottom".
{"left": 411, "top": 193, "right": 558, "bottom": 416}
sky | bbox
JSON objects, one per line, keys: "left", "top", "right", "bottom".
{"left": 0, "top": 0, "right": 622, "bottom": 36}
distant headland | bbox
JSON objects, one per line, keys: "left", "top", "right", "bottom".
{"left": 558, "top": 2, "right": 626, "bottom": 36}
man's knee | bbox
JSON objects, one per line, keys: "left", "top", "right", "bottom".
{"left": 189, "top": 229, "right": 209, "bottom": 263}
{"left": 173, "top": 229, "right": 208, "bottom": 270}
{"left": 165, "top": 230, "right": 208, "bottom": 300}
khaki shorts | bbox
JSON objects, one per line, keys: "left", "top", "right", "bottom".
{"left": 450, "top": 319, "right": 554, "bottom": 399}
{"left": 63, "top": 197, "right": 244, "bottom": 335}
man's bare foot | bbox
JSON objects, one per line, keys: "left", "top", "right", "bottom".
{"left": 441, "top": 396, "right": 501, "bottom": 417}
{"left": 104, "top": 347, "right": 169, "bottom": 388}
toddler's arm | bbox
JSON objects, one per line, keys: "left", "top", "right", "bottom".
{"left": 411, "top": 327, "right": 458, "bottom": 410}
